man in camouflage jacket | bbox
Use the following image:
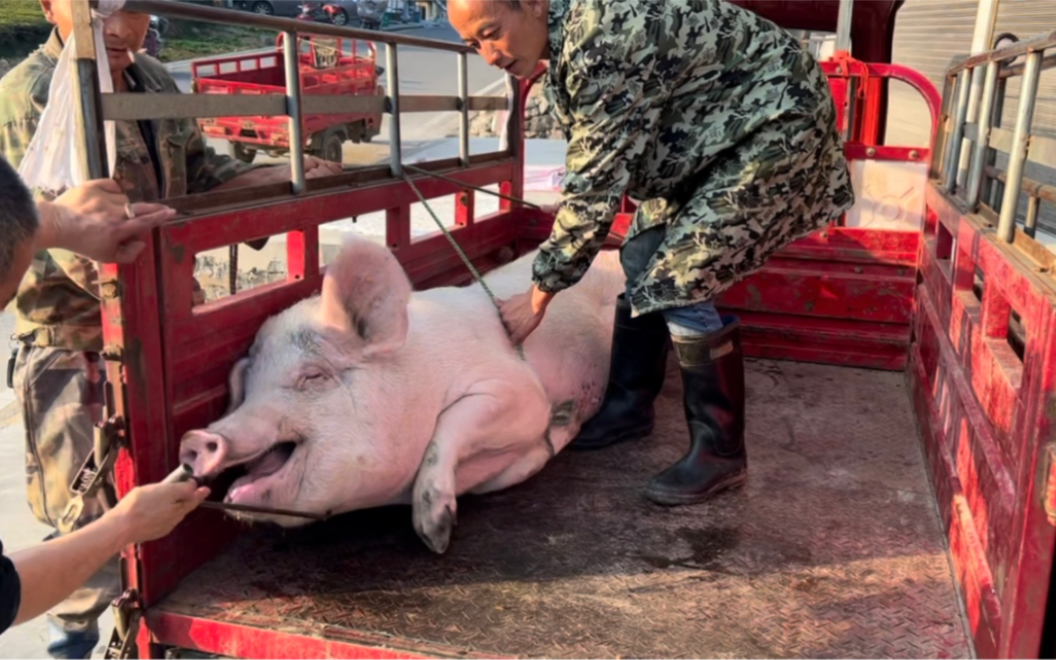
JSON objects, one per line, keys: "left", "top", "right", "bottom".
{"left": 0, "top": 3, "right": 339, "bottom": 657}
{"left": 450, "top": 0, "right": 854, "bottom": 505}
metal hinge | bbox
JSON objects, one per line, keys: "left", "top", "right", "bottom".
{"left": 104, "top": 589, "right": 143, "bottom": 659}
{"left": 55, "top": 416, "right": 125, "bottom": 534}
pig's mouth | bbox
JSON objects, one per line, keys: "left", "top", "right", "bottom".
{"left": 215, "top": 439, "right": 300, "bottom": 504}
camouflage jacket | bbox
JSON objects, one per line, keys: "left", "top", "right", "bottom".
{"left": 0, "top": 29, "right": 255, "bottom": 351}
{"left": 535, "top": 0, "right": 854, "bottom": 314}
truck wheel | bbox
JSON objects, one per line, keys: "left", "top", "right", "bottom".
{"left": 362, "top": 121, "right": 380, "bottom": 143}
{"left": 348, "top": 120, "right": 371, "bottom": 144}
{"left": 313, "top": 129, "right": 344, "bottom": 163}
{"left": 329, "top": 8, "right": 350, "bottom": 25}
{"left": 231, "top": 142, "right": 256, "bottom": 164}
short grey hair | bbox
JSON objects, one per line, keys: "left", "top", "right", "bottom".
{"left": 0, "top": 156, "right": 39, "bottom": 288}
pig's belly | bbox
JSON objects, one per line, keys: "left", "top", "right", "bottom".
{"left": 522, "top": 251, "right": 625, "bottom": 445}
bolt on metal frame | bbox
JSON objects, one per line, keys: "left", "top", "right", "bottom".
{"left": 937, "top": 28, "right": 1056, "bottom": 243}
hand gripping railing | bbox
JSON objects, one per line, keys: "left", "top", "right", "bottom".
{"left": 936, "top": 28, "right": 1056, "bottom": 243}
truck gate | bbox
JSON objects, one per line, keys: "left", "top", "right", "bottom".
{"left": 55, "top": 0, "right": 1056, "bottom": 657}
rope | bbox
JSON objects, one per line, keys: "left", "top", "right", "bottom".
{"left": 403, "top": 164, "right": 542, "bottom": 209}
{"left": 400, "top": 171, "right": 526, "bottom": 360}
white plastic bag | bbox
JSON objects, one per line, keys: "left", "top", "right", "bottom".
{"left": 17, "top": 0, "right": 126, "bottom": 196}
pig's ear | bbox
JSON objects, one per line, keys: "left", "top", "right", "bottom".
{"left": 226, "top": 357, "right": 251, "bottom": 414}
{"left": 319, "top": 235, "right": 411, "bottom": 358}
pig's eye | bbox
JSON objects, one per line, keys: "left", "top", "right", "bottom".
{"left": 297, "top": 370, "right": 329, "bottom": 389}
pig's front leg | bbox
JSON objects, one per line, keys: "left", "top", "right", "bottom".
{"left": 412, "top": 381, "right": 549, "bottom": 553}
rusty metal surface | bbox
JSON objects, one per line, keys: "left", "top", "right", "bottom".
{"left": 157, "top": 359, "right": 971, "bottom": 659}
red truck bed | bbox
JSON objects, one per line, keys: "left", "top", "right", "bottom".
{"left": 151, "top": 358, "right": 969, "bottom": 658}
{"left": 193, "top": 37, "right": 383, "bottom": 160}
{"left": 95, "top": 18, "right": 1056, "bottom": 659}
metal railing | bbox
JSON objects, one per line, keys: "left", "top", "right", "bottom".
{"left": 70, "top": 0, "right": 514, "bottom": 195}
{"left": 936, "top": 28, "right": 1056, "bottom": 243}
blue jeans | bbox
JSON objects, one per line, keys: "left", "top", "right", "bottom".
{"left": 620, "top": 226, "right": 724, "bottom": 336}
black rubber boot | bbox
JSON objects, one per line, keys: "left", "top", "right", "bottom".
{"left": 570, "top": 295, "right": 670, "bottom": 451}
{"left": 644, "top": 316, "right": 747, "bottom": 506}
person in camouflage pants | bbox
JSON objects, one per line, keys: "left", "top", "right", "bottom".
{"left": 449, "top": 0, "right": 855, "bottom": 505}
{"left": 0, "top": 3, "right": 340, "bottom": 657}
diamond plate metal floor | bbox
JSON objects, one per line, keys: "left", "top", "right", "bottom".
{"left": 158, "top": 358, "right": 972, "bottom": 658}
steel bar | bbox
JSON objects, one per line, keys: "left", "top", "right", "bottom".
{"left": 997, "top": 51, "right": 1043, "bottom": 243}
{"left": 98, "top": 94, "right": 504, "bottom": 121}
{"left": 1000, "top": 50, "right": 1056, "bottom": 79}
{"left": 931, "top": 73, "right": 956, "bottom": 180}
{"left": 124, "top": 0, "right": 474, "bottom": 54}
{"left": 835, "top": 0, "right": 853, "bottom": 52}
{"left": 946, "top": 29, "right": 1056, "bottom": 75}
{"left": 459, "top": 52, "right": 470, "bottom": 167}
{"left": 944, "top": 71, "right": 972, "bottom": 193}
{"left": 282, "top": 31, "right": 306, "bottom": 192}
{"left": 70, "top": 1, "right": 108, "bottom": 180}
{"left": 1025, "top": 195, "right": 1040, "bottom": 239}
{"left": 467, "top": 97, "right": 507, "bottom": 111}
{"left": 404, "top": 164, "right": 540, "bottom": 208}
{"left": 984, "top": 167, "right": 1056, "bottom": 205}
{"left": 966, "top": 61, "right": 999, "bottom": 208}
{"left": 387, "top": 43, "right": 402, "bottom": 177}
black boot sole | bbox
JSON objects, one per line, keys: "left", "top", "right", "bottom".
{"left": 642, "top": 468, "right": 747, "bottom": 506}
{"left": 568, "top": 421, "right": 655, "bottom": 451}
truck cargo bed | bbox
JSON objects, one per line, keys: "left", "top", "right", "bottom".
{"left": 153, "top": 358, "right": 971, "bottom": 658}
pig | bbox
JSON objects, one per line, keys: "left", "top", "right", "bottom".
{"left": 180, "top": 234, "right": 626, "bottom": 553}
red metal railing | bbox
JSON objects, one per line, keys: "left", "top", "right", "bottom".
{"left": 910, "top": 29, "right": 1056, "bottom": 658}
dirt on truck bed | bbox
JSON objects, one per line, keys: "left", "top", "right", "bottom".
{"left": 159, "top": 358, "right": 971, "bottom": 658}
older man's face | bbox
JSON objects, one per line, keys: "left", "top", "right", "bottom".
{"left": 448, "top": 0, "right": 549, "bottom": 79}
{"left": 40, "top": 0, "right": 152, "bottom": 75}
{"left": 1, "top": 239, "right": 33, "bottom": 310}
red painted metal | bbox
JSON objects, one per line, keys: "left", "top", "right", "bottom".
{"left": 820, "top": 60, "right": 943, "bottom": 148}
{"left": 911, "top": 184, "right": 1056, "bottom": 658}
{"left": 147, "top": 611, "right": 501, "bottom": 659}
{"left": 99, "top": 20, "right": 1055, "bottom": 655}
{"left": 193, "top": 34, "right": 383, "bottom": 153}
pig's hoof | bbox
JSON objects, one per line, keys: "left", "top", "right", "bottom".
{"left": 413, "top": 493, "right": 457, "bottom": 554}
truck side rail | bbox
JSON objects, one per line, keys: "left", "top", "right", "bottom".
{"left": 935, "top": 28, "right": 1056, "bottom": 251}
{"left": 914, "top": 28, "right": 1056, "bottom": 659}
{"left": 89, "top": 0, "right": 515, "bottom": 195}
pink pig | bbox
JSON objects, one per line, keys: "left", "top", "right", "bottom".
{"left": 180, "top": 234, "right": 625, "bottom": 553}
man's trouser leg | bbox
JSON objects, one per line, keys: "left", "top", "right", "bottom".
{"left": 13, "top": 345, "right": 120, "bottom": 659}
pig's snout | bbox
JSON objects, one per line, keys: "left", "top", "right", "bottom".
{"left": 180, "top": 430, "right": 229, "bottom": 478}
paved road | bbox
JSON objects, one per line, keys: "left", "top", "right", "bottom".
{"left": 0, "top": 21, "right": 512, "bottom": 659}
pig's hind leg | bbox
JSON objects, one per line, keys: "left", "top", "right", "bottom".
{"left": 412, "top": 380, "right": 550, "bottom": 554}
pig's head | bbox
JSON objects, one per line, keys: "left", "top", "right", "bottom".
{"left": 179, "top": 235, "right": 413, "bottom": 526}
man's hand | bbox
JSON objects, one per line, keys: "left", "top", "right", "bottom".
{"left": 220, "top": 157, "right": 344, "bottom": 191}
{"left": 303, "top": 156, "right": 343, "bottom": 179}
{"left": 38, "top": 179, "right": 176, "bottom": 263}
{"left": 269, "top": 156, "right": 343, "bottom": 183}
{"left": 9, "top": 479, "right": 209, "bottom": 627}
{"left": 498, "top": 284, "right": 555, "bottom": 346}
{"left": 109, "top": 481, "right": 211, "bottom": 546}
